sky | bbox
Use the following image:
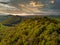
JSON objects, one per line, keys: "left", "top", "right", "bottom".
{"left": 0, "top": 0, "right": 60, "bottom": 15}
{"left": 0, "top": 0, "right": 59, "bottom": 9}
{"left": 0, "top": 0, "right": 10, "bottom": 2}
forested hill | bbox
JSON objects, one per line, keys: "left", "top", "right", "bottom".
{"left": 0, "top": 16, "right": 60, "bottom": 45}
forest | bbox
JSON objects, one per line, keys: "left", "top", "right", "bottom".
{"left": 0, "top": 16, "right": 60, "bottom": 45}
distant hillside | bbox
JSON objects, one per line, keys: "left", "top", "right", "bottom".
{"left": 0, "top": 15, "right": 22, "bottom": 26}
{"left": 1, "top": 15, "right": 60, "bottom": 26}
{"left": 0, "top": 15, "right": 59, "bottom": 23}
{"left": 0, "top": 15, "right": 14, "bottom": 22}
{"left": 0, "top": 16, "right": 60, "bottom": 45}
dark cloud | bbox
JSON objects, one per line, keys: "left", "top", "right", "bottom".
{"left": 9, "top": 0, "right": 60, "bottom": 10}
{"left": 0, "top": 0, "right": 60, "bottom": 15}
{"left": 54, "top": 0, "right": 60, "bottom": 9}
{"left": 0, "top": 0, "right": 60, "bottom": 10}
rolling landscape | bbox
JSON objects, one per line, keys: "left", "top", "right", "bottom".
{"left": 0, "top": 0, "right": 60, "bottom": 45}
{"left": 0, "top": 15, "right": 60, "bottom": 45}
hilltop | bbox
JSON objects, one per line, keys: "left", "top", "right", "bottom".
{"left": 0, "top": 16, "right": 60, "bottom": 45}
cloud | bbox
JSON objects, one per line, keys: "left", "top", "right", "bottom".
{"left": 0, "top": 0, "right": 10, "bottom": 2}
{"left": 0, "top": 0, "right": 60, "bottom": 15}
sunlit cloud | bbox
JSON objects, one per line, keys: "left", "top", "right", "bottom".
{"left": 18, "top": 1, "right": 45, "bottom": 14}
{"left": 0, "top": 0, "right": 60, "bottom": 15}
{"left": 50, "top": 0, "right": 55, "bottom": 4}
